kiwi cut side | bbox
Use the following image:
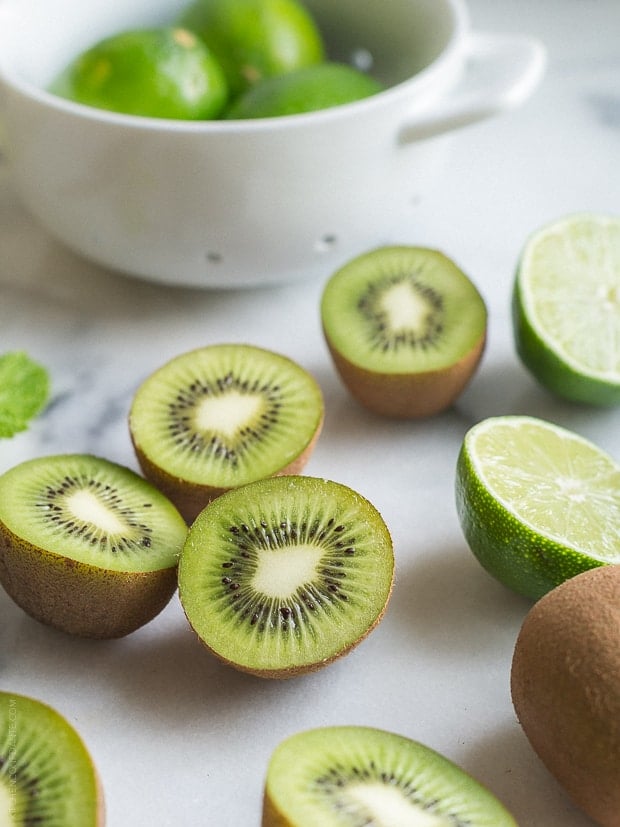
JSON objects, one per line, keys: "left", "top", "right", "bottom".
{"left": 178, "top": 475, "right": 394, "bottom": 678}
{"left": 320, "top": 246, "right": 487, "bottom": 418}
{"left": 0, "top": 454, "right": 187, "bottom": 638}
{"left": 129, "top": 344, "right": 324, "bottom": 523}
{"left": 262, "top": 726, "right": 517, "bottom": 827}
{"left": 0, "top": 691, "right": 104, "bottom": 826}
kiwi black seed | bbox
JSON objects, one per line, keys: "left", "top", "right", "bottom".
{"left": 0, "top": 691, "right": 104, "bottom": 825}
{"left": 262, "top": 726, "right": 518, "bottom": 826}
{"left": 0, "top": 454, "right": 187, "bottom": 638}
{"left": 178, "top": 475, "right": 394, "bottom": 678}
{"left": 320, "top": 246, "right": 488, "bottom": 417}
{"left": 129, "top": 343, "right": 324, "bottom": 523}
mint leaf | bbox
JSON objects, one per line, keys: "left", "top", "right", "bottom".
{"left": 0, "top": 351, "right": 50, "bottom": 438}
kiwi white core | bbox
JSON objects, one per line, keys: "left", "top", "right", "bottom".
{"left": 67, "top": 489, "right": 127, "bottom": 534}
{"left": 343, "top": 782, "right": 449, "bottom": 826}
{"left": 251, "top": 544, "right": 324, "bottom": 598}
{"left": 379, "top": 281, "right": 433, "bottom": 335}
{"left": 195, "top": 391, "right": 264, "bottom": 438}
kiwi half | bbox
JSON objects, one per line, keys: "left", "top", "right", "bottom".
{"left": 0, "top": 454, "right": 187, "bottom": 638}
{"left": 0, "top": 691, "right": 104, "bottom": 825}
{"left": 129, "top": 344, "right": 324, "bottom": 523}
{"left": 178, "top": 475, "right": 394, "bottom": 678}
{"left": 320, "top": 246, "right": 487, "bottom": 418}
{"left": 262, "top": 726, "right": 517, "bottom": 826}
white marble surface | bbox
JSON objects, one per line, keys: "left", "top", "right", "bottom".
{"left": 1, "top": 1, "right": 619, "bottom": 825}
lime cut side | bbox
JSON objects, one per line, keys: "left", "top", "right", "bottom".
{"left": 456, "top": 416, "right": 620, "bottom": 599}
{"left": 513, "top": 213, "right": 620, "bottom": 404}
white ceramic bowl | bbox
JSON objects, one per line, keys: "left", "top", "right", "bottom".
{"left": 0, "top": 0, "right": 545, "bottom": 288}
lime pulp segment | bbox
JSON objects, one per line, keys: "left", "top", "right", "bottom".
{"left": 514, "top": 214, "right": 620, "bottom": 402}
{"left": 464, "top": 416, "right": 620, "bottom": 562}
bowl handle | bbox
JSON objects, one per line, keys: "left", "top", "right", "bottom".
{"left": 397, "top": 32, "right": 546, "bottom": 145}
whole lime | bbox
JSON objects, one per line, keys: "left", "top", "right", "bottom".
{"left": 178, "top": 0, "right": 325, "bottom": 96}
{"left": 50, "top": 28, "right": 229, "bottom": 120}
{"left": 226, "top": 62, "right": 383, "bottom": 119}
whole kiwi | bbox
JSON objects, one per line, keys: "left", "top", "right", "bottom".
{"left": 511, "top": 565, "right": 620, "bottom": 826}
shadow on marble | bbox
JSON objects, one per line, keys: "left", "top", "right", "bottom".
{"left": 387, "top": 543, "right": 531, "bottom": 657}
{"left": 461, "top": 720, "right": 599, "bottom": 827}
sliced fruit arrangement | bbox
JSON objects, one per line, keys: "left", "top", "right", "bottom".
{"left": 511, "top": 565, "right": 620, "bottom": 827}
{"left": 178, "top": 475, "right": 394, "bottom": 678}
{"left": 513, "top": 213, "right": 620, "bottom": 405}
{"left": 320, "top": 246, "right": 487, "bottom": 418}
{"left": 50, "top": 27, "right": 229, "bottom": 119}
{"left": 0, "top": 454, "right": 187, "bottom": 638}
{"left": 0, "top": 691, "right": 104, "bottom": 825}
{"left": 262, "top": 725, "right": 517, "bottom": 826}
{"left": 455, "top": 415, "right": 620, "bottom": 600}
{"left": 178, "top": 0, "right": 325, "bottom": 97}
{"left": 225, "top": 62, "right": 383, "bottom": 119}
{"left": 129, "top": 344, "right": 324, "bottom": 523}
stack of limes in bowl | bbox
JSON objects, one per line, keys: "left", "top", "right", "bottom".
{"left": 50, "top": 0, "right": 384, "bottom": 120}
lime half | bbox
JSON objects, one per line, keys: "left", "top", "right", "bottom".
{"left": 513, "top": 213, "right": 620, "bottom": 405}
{"left": 455, "top": 415, "right": 620, "bottom": 599}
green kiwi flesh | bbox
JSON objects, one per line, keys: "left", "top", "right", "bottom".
{"left": 0, "top": 454, "right": 187, "bottom": 638}
{"left": 511, "top": 565, "right": 620, "bottom": 827}
{"left": 129, "top": 344, "right": 324, "bottom": 522}
{"left": 262, "top": 726, "right": 517, "bottom": 826}
{"left": 178, "top": 476, "right": 394, "bottom": 678}
{"left": 320, "top": 246, "right": 487, "bottom": 418}
{"left": 0, "top": 691, "right": 104, "bottom": 825}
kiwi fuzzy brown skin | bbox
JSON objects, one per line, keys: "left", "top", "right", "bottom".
{"left": 132, "top": 423, "right": 323, "bottom": 525}
{"left": 323, "top": 331, "right": 486, "bottom": 418}
{"left": 510, "top": 565, "right": 620, "bottom": 827}
{"left": 0, "top": 523, "right": 178, "bottom": 638}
